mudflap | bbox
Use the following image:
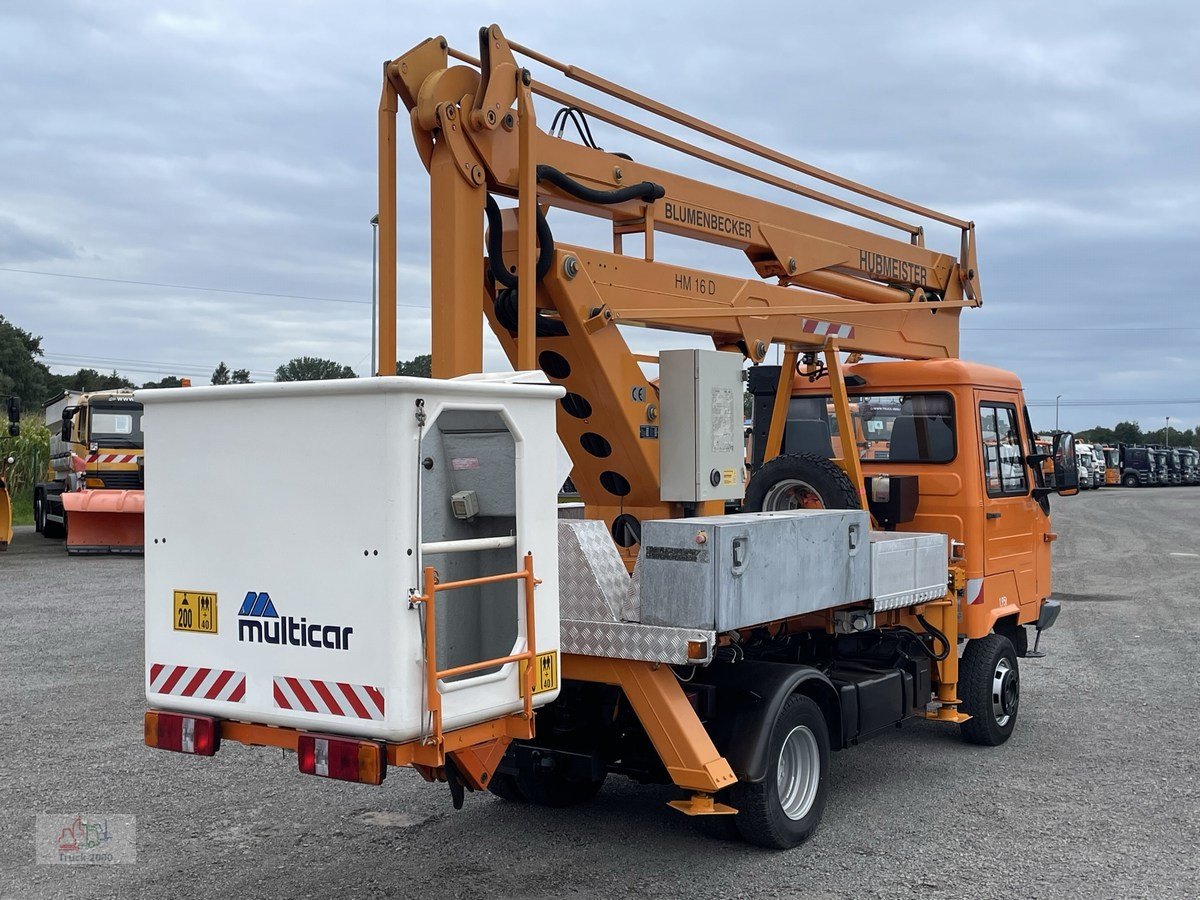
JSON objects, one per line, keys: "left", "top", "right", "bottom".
{"left": 63, "top": 490, "right": 145, "bottom": 554}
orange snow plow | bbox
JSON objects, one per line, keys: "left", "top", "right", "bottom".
{"left": 62, "top": 488, "right": 144, "bottom": 554}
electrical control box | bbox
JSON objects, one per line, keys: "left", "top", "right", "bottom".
{"left": 659, "top": 349, "right": 746, "bottom": 502}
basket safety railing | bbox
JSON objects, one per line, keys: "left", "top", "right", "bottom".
{"left": 409, "top": 550, "right": 539, "bottom": 748}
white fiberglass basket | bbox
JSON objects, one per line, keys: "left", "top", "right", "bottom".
{"left": 141, "top": 372, "right": 564, "bottom": 743}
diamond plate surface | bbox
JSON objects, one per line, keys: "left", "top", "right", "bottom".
{"left": 561, "top": 620, "right": 716, "bottom": 666}
{"left": 871, "top": 586, "right": 947, "bottom": 612}
{"left": 558, "top": 521, "right": 630, "bottom": 622}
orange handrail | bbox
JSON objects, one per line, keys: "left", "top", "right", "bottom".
{"left": 411, "top": 552, "right": 539, "bottom": 747}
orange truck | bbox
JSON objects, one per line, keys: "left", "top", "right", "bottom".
{"left": 143, "top": 24, "right": 1080, "bottom": 850}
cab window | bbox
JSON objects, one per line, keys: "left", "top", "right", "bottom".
{"left": 783, "top": 392, "right": 956, "bottom": 464}
{"left": 979, "top": 403, "right": 1027, "bottom": 496}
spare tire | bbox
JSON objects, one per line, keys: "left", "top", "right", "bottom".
{"left": 744, "top": 453, "right": 860, "bottom": 512}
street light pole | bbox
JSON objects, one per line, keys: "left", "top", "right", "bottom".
{"left": 1055, "top": 394, "right": 1062, "bottom": 431}
{"left": 1165, "top": 416, "right": 1171, "bottom": 448}
{"left": 370, "top": 213, "right": 379, "bottom": 376}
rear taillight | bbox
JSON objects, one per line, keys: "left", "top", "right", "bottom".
{"left": 297, "top": 734, "right": 385, "bottom": 785}
{"left": 144, "top": 711, "right": 219, "bottom": 756}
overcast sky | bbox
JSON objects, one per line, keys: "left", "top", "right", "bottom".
{"left": 2, "top": 1, "right": 1197, "bottom": 432}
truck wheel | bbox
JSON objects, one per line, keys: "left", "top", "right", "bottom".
{"left": 1122, "top": 474, "right": 1138, "bottom": 487}
{"left": 512, "top": 768, "right": 605, "bottom": 808}
{"left": 959, "top": 634, "right": 1019, "bottom": 746}
{"left": 744, "top": 453, "right": 860, "bottom": 512}
{"left": 486, "top": 772, "right": 527, "bottom": 803}
{"left": 34, "top": 490, "right": 44, "bottom": 534}
{"left": 730, "top": 693, "right": 830, "bottom": 850}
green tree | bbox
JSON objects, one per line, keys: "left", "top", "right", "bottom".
{"left": 1113, "top": 421, "right": 1142, "bottom": 445}
{"left": 0, "top": 315, "right": 53, "bottom": 409}
{"left": 231, "top": 368, "right": 252, "bottom": 384}
{"left": 52, "top": 368, "right": 135, "bottom": 393}
{"left": 211, "top": 362, "right": 231, "bottom": 385}
{"left": 395, "top": 354, "right": 432, "bottom": 377}
{"left": 274, "top": 357, "right": 357, "bottom": 382}
{"left": 141, "top": 376, "right": 186, "bottom": 389}
{"left": 1076, "top": 425, "right": 1117, "bottom": 445}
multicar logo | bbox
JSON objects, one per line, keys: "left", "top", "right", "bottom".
{"left": 237, "top": 591, "right": 353, "bottom": 651}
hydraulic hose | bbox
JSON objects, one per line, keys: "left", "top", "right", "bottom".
{"left": 536, "top": 164, "right": 665, "bottom": 205}
{"left": 484, "top": 194, "right": 554, "bottom": 289}
{"left": 915, "top": 614, "right": 951, "bottom": 661}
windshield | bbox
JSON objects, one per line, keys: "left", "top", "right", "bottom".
{"left": 783, "top": 392, "right": 955, "bottom": 464}
{"left": 88, "top": 404, "right": 144, "bottom": 447}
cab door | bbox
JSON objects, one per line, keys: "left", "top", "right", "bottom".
{"left": 975, "top": 393, "right": 1042, "bottom": 612}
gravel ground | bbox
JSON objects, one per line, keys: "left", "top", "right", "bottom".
{"left": 2, "top": 488, "right": 1198, "bottom": 899}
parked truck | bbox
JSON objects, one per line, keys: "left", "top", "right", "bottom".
{"left": 35, "top": 389, "right": 145, "bottom": 553}
{"left": 1102, "top": 446, "right": 1120, "bottom": 486}
{"left": 1119, "top": 445, "right": 1154, "bottom": 486}
{"left": 142, "top": 25, "right": 1077, "bottom": 850}
{"left": 1179, "top": 448, "right": 1199, "bottom": 484}
{"left": 1075, "top": 442, "right": 1095, "bottom": 489}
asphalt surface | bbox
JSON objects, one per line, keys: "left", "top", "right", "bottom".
{"left": 2, "top": 488, "right": 1198, "bottom": 899}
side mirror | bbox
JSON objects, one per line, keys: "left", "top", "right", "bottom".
{"left": 5, "top": 395, "right": 19, "bottom": 424}
{"left": 1052, "top": 431, "right": 1079, "bottom": 495}
{"left": 61, "top": 407, "right": 76, "bottom": 437}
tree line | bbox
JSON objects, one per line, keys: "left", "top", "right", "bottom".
{"left": 0, "top": 314, "right": 432, "bottom": 411}
{"left": 1073, "top": 422, "right": 1196, "bottom": 449}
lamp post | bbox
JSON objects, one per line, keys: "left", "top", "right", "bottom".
{"left": 1055, "top": 394, "right": 1062, "bottom": 431}
{"left": 1165, "top": 416, "right": 1171, "bottom": 448}
{"left": 370, "top": 213, "right": 379, "bottom": 376}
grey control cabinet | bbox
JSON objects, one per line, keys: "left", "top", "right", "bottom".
{"left": 659, "top": 349, "right": 746, "bottom": 502}
{"left": 637, "top": 510, "right": 872, "bottom": 631}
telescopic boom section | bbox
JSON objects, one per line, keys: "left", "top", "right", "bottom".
{"left": 379, "top": 24, "right": 983, "bottom": 557}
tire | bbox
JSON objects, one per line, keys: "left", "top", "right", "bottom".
{"left": 486, "top": 772, "right": 528, "bottom": 803}
{"left": 744, "top": 453, "right": 860, "bottom": 512}
{"left": 1122, "top": 474, "right": 1138, "bottom": 488}
{"left": 730, "top": 693, "right": 830, "bottom": 850}
{"left": 511, "top": 766, "right": 605, "bottom": 808}
{"left": 33, "top": 489, "right": 44, "bottom": 534}
{"left": 959, "top": 633, "right": 1020, "bottom": 746}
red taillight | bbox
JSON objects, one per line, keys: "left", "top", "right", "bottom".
{"left": 144, "top": 711, "right": 219, "bottom": 756}
{"left": 297, "top": 733, "right": 385, "bottom": 785}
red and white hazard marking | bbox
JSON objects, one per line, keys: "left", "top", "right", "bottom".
{"left": 149, "top": 664, "right": 246, "bottom": 702}
{"left": 87, "top": 453, "right": 139, "bottom": 464}
{"left": 801, "top": 319, "right": 855, "bottom": 339}
{"left": 273, "top": 676, "right": 385, "bottom": 721}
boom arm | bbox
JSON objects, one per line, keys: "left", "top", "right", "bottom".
{"left": 380, "top": 25, "right": 983, "bottom": 559}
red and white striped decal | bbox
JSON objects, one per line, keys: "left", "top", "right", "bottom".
{"left": 273, "top": 676, "right": 385, "bottom": 721}
{"left": 801, "top": 319, "right": 855, "bottom": 340}
{"left": 149, "top": 663, "right": 246, "bottom": 702}
{"left": 87, "top": 453, "right": 139, "bottom": 464}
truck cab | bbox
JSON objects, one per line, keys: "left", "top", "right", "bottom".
{"left": 35, "top": 389, "right": 145, "bottom": 552}
{"left": 1087, "top": 446, "right": 1106, "bottom": 488}
{"left": 1179, "top": 448, "right": 1199, "bottom": 484}
{"left": 750, "top": 359, "right": 1068, "bottom": 643}
{"left": 1151, "top": 448, "right": 1170, "bottom": 485}
{"left": 1119, "top": 445, "right": 1153, "bottom": 486}
{"left": 1102, "top": 447, "right": 1120, "bottom": 485}
{"left": 1074, "top": 442, "right": 1094, "bottom": 490}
